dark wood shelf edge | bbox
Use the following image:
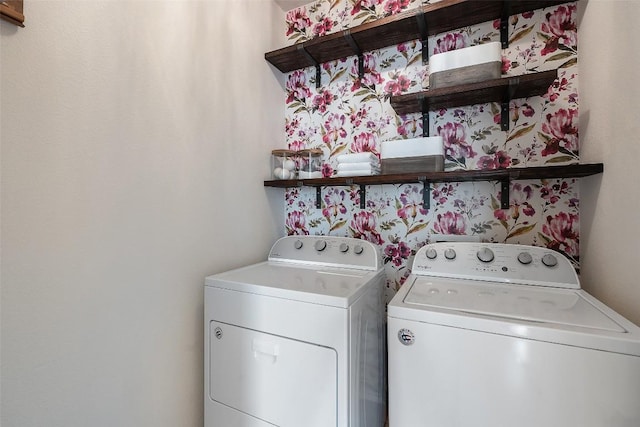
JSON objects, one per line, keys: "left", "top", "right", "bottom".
{"left": 263, "top": 163, "right": 603, "bottom": 188}
{"left": 265, "top": 0, "right": 575, "bottom": 73}
{"left": 390, "top": 69, "right": 558, "bottom": 115}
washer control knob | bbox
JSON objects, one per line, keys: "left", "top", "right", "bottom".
{"left": 476, "top": 247, "right": 495, "bottom": 263}
{"left": 542, "top": 253, "right": 558, "bottom": 267}
{"left": 354, "top": 244, "right": 364, "bottom": 255}
{"left": 444, "top": 248, "right": 456, "bottom": 260}
{"left": 314, "top": 240, "right": 327, "bottom": 252}
{"left": 425, "top": 248, "right": 437, "bottom": 260}
{"left": 294, "top": 240, "right": 303, "bottom": 250}
{"left": 339, "top": 243, "right": 349, "bottom": 253}
{"left": 517, "top": 252, "right": 533, "bottom": 265}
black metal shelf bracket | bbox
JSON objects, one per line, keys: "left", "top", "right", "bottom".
{"left": 501, "top": 78, "right": 519, "bottom": 131}
{"left": 500, "top": 101, "right": 510, "bottom": 131}
{"left": 343, "top": 30, "right": 364, "bottom": 80}
{"left": 421, "top": 98, "right": 430, "bottom": 137}
{"left": 500, "top": 178, "right": 510, "bottom": 209}
{"left": 298, "top": 44, "right": 322, "bottom": 88}
{"left": 315, "top": 186, "right": 322, "bottom": 209}
{"left": 500, "top": 1, "right": 511, "bottom": 48}
{"left": 416, "top": 10, "right": 429, "bottom": 65}
{"left": 359, "top": 184, "right": 367, "bottom": 209}
{"left": 421, "top": 178, "right": 431, "bottom": 209}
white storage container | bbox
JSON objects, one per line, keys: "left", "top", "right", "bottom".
{"left": 380, "top": 136, "right": 444, "bottom": 174}
{"left": 429, "top": 41, "right": 502, "bottom": 89}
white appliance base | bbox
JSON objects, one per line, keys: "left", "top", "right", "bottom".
{"left": 388, "top": 317, "right": 640, "bottom": 427}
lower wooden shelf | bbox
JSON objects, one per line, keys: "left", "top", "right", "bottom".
{"left": 264, "top": 163, "right": 603, "bottom": 209}
{"left": 264, "top": 163, "right": 603, "bottom": 188}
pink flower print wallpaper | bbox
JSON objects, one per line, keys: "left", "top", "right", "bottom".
{"left": 281, "top": 0, "right": 580, "bottom": 299}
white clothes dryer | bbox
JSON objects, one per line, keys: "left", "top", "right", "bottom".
{"left": 205, "top": 235, "right": 386, "bottom": 427}
{"left": 388, "top": 242, "right": 640, "bottom": 427}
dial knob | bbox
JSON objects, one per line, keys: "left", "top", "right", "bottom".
{"left": 444, "top": 248, "right": 456, "bottom": 260}
{"left": 476, "top": 247, "right": 495, "bottom": 263}
{"left": 354, "top": 245, "right": 364, "bottom": 255}
{"left": 314, "top": 240, "right": 327, "bottom": 252}
{"left": 294, "top": 240, "right": 303, "bottom": 250}
{"left": 425, "top": 248, "right": 437, "bottom": 260}
{"left": 542, "top": 253, "right": 558, "bottom": 267}
{"left": 339, "top": 243, "right": 349, "bottom": 253}
{"left": 517, "top": 252, "right": 533, "bottom": 265}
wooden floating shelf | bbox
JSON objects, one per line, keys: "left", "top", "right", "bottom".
{"left": 264, "top": 164, "right": 603, "bottom": 188}
{"left": 264, "top": 163, "right": 603, "bottom": 209}
{"left": 390, "top": 70, "right": 558, "bottom": 115}
{"left": 389, "top": 69, "right": 557, "bottom": 132}
{"left": 265, "top": 0, "right": 574, "bottom": 74}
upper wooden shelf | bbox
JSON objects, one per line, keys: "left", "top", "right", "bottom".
{"left": 390, "top": 69, "right": 558, "bottom": 115}
{"left": 265, "top": 0, "right": 573, "bottom": 74}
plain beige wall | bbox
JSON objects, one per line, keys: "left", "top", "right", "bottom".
{"left": 578, "top": 0, "right": 640, "bottom": 326}
{"left": 1, "top": 1, "right": 287, "bottom": 426}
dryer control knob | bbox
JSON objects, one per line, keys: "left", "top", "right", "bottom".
{"left": 517, "top": 252, "right": 533, "bottom": 265}
{"left": 476, "top": 247, "right": 495, "bottom": 263}
{"left": 542, "top": 253, "right": 558, "bottom": 267}
{"left": 444, "top": 248, "right": 456, "bottom": 260}
{"left": 294, "top": 240, "right": 303, "bottom": 250}
{"left": 339, "top": 243, "right": 349, "bottom": 253}
{"left": 354, "top": 244, "right": 364, "bottom": 255}
{"left": 314, "top": 240, "right": 327, "bottom": 252}
{"left": 425, "top": 248, "right": 437, "bottom": 260}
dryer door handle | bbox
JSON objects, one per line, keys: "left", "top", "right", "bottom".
{"left": 252, "top": 339, "right": 279, "bottom": 364}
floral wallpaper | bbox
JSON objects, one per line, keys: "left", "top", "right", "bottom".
{"left": 281, "top": 0, "right": 580, "bottom": 299}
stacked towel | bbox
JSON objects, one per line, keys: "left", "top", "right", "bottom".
{"left": 335, "top": 153, "right": 380, "bottom": 177}
{"left": 336, "top": 153, "right": 379, "bottom": 164}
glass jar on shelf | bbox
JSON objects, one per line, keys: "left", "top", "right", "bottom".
{"left": 296, "top": 149, "right": 323, "bottom": 179}
{"left": 271, "top": 149, "right": 297, "bottom": 180}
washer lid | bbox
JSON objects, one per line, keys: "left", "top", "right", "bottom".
{"left": 405, "top": 277, "right": 624, "bottom": 332}
{"left": 205, "top": 261, "right": 380, "bottom": 308}
{"left": 391, "top": 276, "right": 640, "bottom": 356}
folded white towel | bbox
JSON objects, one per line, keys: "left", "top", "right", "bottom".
{"left": 380, "top": 136, "right": 444, "bottom": 159}
{"left": 336, "top": 152, "right": 379, "bottom": 164}
{"left": 336, "top": 169, "right": 380, "bottom": 177}
{"left": 297, "top": 171, "right": 323, "bottom": 179}
{"left": 336, "top": 162, "right": 380, "bottom": 172}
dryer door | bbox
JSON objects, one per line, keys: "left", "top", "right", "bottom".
{"left": 209, "top": 321, "right": 337, "bottom": 427}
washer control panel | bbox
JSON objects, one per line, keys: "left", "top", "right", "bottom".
{"left": 268, "top": 236, "right": 380, "bottom": 270}
{"left": 412, "top": 242, "right": 579, "bottom": 289}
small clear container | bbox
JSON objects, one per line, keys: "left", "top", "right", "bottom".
{"left": 296, "top": 149, "right": 323, "bottom": 179}
{"left": 271, "top": 149, "right": 297, "bottom": 180}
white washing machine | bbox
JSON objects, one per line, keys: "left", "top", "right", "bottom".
{"left": 204, "top": 235, "right": 386, "bottom": 427}
{"left": 388, "top": 242, "right": 640, "bottom": 427}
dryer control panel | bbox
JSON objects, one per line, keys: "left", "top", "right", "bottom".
{"left": 412, "top": 242, "right": 580, "bottom": 289}
{"left": 268, "top": 236, "right": 380, "bottom": 270}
